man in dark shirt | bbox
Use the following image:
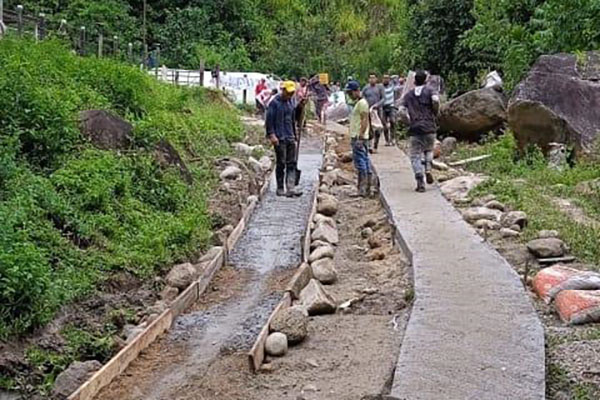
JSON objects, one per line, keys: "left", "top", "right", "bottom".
{"left": 266, "top": 81, "right": 302, "bottom": 197}
{"left": 400, "top": 70, "right": 441, "bottom": 193}
{"left": 362, "top": 73, "right": 385, "bottom": 152}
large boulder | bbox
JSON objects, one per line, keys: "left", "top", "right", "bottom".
{"left": 79, "top": 110, "right": 133, "bottom": 150}
{"left": 439, "top": 88, "right": 507, "bottom": 141}
{"left": 508, "top": 52, "right": 600, "bottom": 156}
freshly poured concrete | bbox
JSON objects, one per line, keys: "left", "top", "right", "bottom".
{"left": 370, "top": 145, "right": 545, "bottom": 400}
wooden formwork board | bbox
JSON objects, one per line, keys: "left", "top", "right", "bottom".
{"left": 68, "top": 171, "right": 274, "bottom": 400}
{"left": 68, "top": 309, "right": 173, "bottom": 400}
{"left": 247, "top": 292, "right": 292, "bottom": 373}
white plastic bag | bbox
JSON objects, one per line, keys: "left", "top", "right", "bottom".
{"left": 370, "top": 109, "right": 383, "bottom": 130}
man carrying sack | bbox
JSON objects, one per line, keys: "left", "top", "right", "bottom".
{"left": 266, "top": 81, "right": 303, "bottom": 198}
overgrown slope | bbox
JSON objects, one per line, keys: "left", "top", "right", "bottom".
{"left": 0, "top": 38, "right": 243, "bottom": 340}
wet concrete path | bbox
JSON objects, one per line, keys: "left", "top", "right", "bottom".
{"left": 96, "top": 138, "right": 321, "bottom": 400}
{"left": 363, "top": 140, "right": 546, "bottom": 400}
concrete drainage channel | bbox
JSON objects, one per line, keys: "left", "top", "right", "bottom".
{"left": 69, "top": 122, "right": 413, "bottom": 400}
{"left": 78, "top": 137, "right": 323, "bottom": 400}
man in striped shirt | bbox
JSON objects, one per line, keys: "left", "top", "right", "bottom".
{"left": 381, "top": 74, "right": 397, "bottom": 146}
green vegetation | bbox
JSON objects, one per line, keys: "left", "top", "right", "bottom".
{"left": 451, "top": 134, "right": 600, "bottom": 267}
{"left": 9, "top": 1, "right": 599, "bottom": 90}
{"left": 0, "top": 38, "right": 243, "bottom": 339}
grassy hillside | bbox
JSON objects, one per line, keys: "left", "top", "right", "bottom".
{"left": 0, "top": 38, "right": 243, "bottom": 340}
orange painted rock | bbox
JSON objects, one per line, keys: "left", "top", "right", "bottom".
{"left": 555, "top": 290, "right": 600, "bottom": 325}
{"left": 533, "top": 265, "right": 600, "bottom": 304}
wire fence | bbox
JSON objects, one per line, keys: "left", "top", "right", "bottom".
{"left": 0, "top": 2, "right": 280, "bottom": 105}
{"left": 0, "top": 2, "right": 164, "bottom": 69}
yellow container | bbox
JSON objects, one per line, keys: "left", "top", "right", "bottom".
{"left": 318, "top": 73, "right": 329, "bottom": 85}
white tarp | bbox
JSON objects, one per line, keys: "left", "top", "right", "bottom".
{"left": 151, "top": 68, "right": 281, "bottom": 105}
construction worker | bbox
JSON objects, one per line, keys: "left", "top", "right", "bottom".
{"left": 345, "top": 80, "right": 372, "bottom": 197}
{"left": 266, "top": 81, "right": 303, "bottom": 197}
{"left": 399, "top": 70, "right": 441, "bottom": 193}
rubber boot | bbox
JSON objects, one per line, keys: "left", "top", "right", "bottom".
{"left": 366, "top": 173, "right": 373, "bottom": 197}
{"left": 276, "top": 188, "right": 286, "bottom": 196}
{"left": 352, "top": 173, "right": 364, "bottom": 198}
{"left": 286, "top": 174, "right": 303, "bottom": 197}
{"left": 426, "top": 170, "right": 434, "bottom": 185}
{"left": 358, "top": 172, "right": 368, "bottom": 197}
{"left": 415, "top": 174, "right": 426, "bottom": 193}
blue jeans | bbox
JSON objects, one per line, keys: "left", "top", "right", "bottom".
{"left": 352, "top": 138, "right": 371, "bottom": 174}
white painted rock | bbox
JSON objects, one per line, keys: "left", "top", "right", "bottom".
{"left": 220, "top": 165, "right": 242, "bottom": 180}
{"left": 308, "top": 245, "right": 335, "bottom": 263}
{"left": 265, "top": 332, "right": 288, "bottom": 357}
{"left": 311, "top": 223, "right": 339, "bottom": 245}
{"left": 166, "top": 262, "right": 198, "bottom": 289}
{"left": 271, "top": 306, "right": 308, "bottom": 344}
{"left": 311, "top": 258, "right": 338, "bottom": 284}
{"left": 299, "top": 279, "right": 336, "bottom": 315}
{"left": 317, "top": 193, "right": 339, "bottom": 216}
{"left": 463, "top": 207, "right": 502, "bottom": 223}
{"left": 527, "top": 238, "right": 567, "bottom": 258}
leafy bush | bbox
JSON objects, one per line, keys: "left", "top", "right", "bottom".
{"left": 0, "top": 38, "right": 243, "bottom": 339}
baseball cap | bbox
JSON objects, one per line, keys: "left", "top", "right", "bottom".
{"left": 281, "top": 81, "right": 296, "bottom": 93}
{"left": 345, "top": 80, "right": 360, "bottom": 91}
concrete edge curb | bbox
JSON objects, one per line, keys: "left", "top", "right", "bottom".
{"left": 68, "top": 170, "right": 273, "bottom": 400}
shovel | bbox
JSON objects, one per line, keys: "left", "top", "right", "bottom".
{"left": 294, "top": 114, "right": 302, "bottom": 186}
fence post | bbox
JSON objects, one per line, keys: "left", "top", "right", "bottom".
{"left": 174, "top": 70, "right": 179, "bottom": 86}
{"left": 143, "top": 43, "right": 148, "bottom": 69}
{"left": 243, "top": 89, "right": 247, "bottom": 105}
{"left": 127, "top": 42, "right": 133, "bottom": 63}
{"left": 16, "top": 5, "right": 23, "bottom": 36}
{"left": 79, "top": 26, "right": 86, "bottom": 55}
{"left": 97, "top": 33, "right": 103, "bottom": 57}
{"left": 113, "top": 36, "right": 119, "bottom": 56}
{"left": 37, "top": 13, "right": 46, "bottom": 40}
{"left": 155, "top": 45, "right": 161, "bottom": 77}
{"left": 199, "top": 59, "right": 205, "bottom": 87}
{"left": 215, "top": 64, "right": 220, "bottom": 89}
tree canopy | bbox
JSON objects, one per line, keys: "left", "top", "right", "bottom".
{"left": 6, "top": 0, "right": 600, "bottom": 90}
